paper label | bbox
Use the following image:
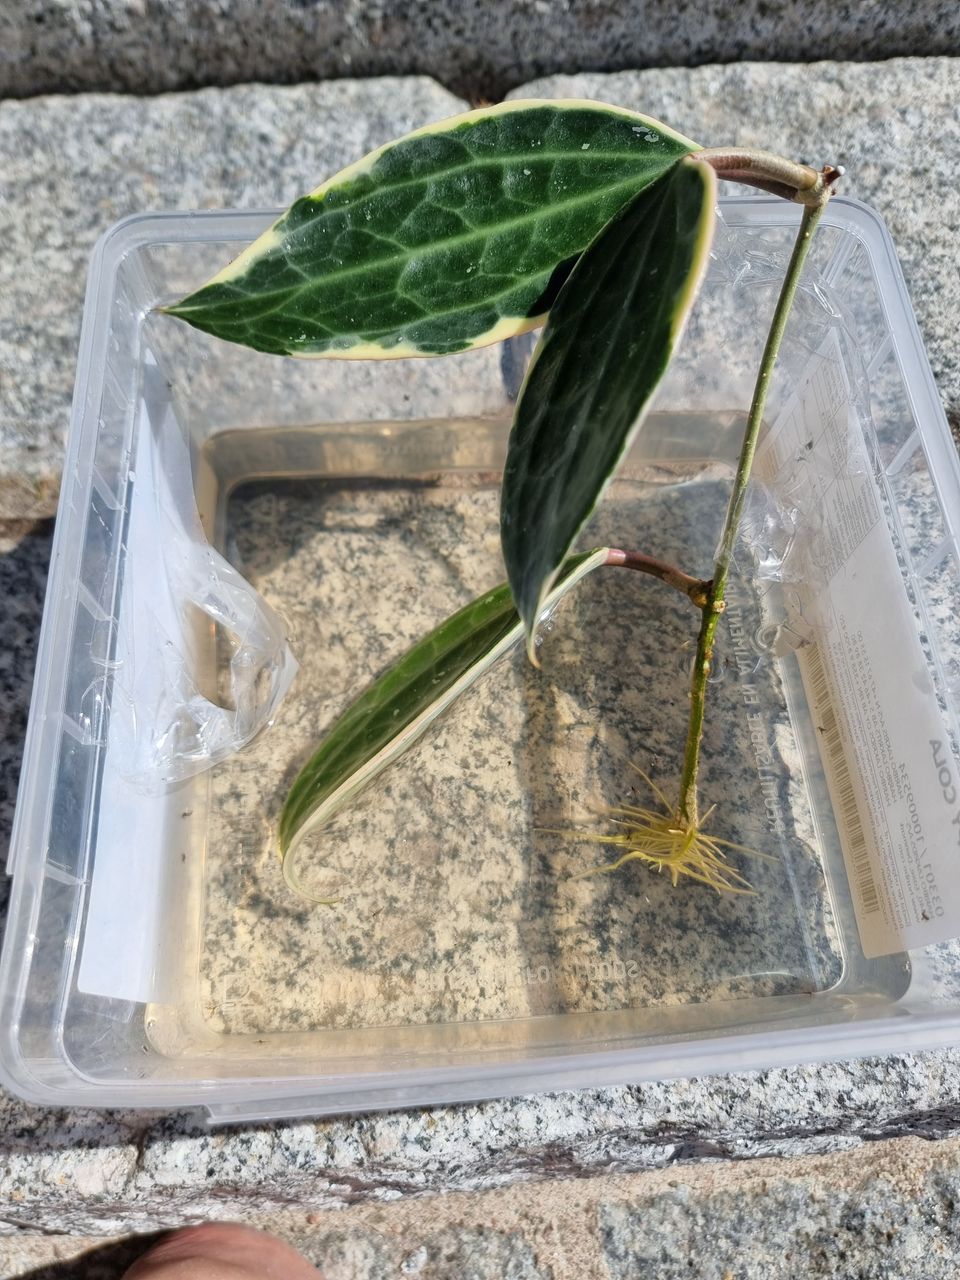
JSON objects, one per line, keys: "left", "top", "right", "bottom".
{"left": 756, "top": 332, "right": 960, "bottom": 958}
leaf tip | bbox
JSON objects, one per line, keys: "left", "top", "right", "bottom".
{"left": 279, "top": 830, "right": 341, "bottom": 905}
{"left": 525, "top": 628, "right": 542, "bottom": 669}
{"left": 522, "top": 581, "right": 555, "bottom": 669}
{"left": 159, "top": 298, "right": 194, "bottom": 319}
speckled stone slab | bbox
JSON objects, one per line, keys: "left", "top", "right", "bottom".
{"left": 3, "top": 1133, "right": 960, "bottom": 1277}
{"left": 0, "top": 78, "right": 464, "bottom": 519}
{"left": 2, "top": 1, "right": 958, "bottom": 101}
{"left": 182, "top": 464, "right": 836, "bottom": 1046}
{"left": 3, "top": 64, "right": 960, "bottom": 1238}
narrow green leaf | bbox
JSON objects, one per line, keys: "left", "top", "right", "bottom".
{"left": 500, "top": 156, "right": 717, "bottom": 661}
{"left": 278, "top": 548, "right": 608, "bottom": 879}
{"left": 165, "top": 100, "right": 699, "bottom": 359}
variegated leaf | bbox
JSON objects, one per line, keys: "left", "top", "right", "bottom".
{"left": 165, "top": 101, "right": 698, "bottom": 358}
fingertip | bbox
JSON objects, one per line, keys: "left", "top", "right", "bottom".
{"left": 124, "top": 1223, "right": 323, "bottom": 1280}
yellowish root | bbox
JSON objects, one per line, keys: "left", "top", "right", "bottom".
{"left": 564, "top": 764, "right": 773, "bottom": 894}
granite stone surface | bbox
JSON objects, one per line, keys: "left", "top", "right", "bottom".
{"left": 174, "top": 463, "right": 834, "bottom": 1041}
{"left": 3, "top": 1133, "right": 960, "bottom": 1275}
{"left": 1, "top": 0, "right": 958, "bottom": 102}
{"left": 0, "top": 77, "right": 464, "bottom": 519}
{"left": 3, "top": 1049, "right": 960, "bottom": 1234}
{"left": 2, "top": 64, "right": 960, "bottom": 1243}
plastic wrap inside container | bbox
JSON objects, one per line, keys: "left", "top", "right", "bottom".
{"left": 107, "top": 360, "right": 297, "bottom": 787}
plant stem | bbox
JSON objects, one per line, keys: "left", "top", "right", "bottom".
{"left": 605, "top": 547, "right": 711, "bottom": 607}
{"left": 697, "top": 149, "right": 843, "bottom": 207}
{"left": 676, "top": 198, "right": 827, "bottom": 826}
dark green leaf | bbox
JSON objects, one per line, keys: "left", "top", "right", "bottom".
{"left": 500, "top": 156, "right": 717, "bottom": 660}
{"left": 165, "top": 101, "right": 699, "bottom": 358}
{"left": 278, "top": 548, "right": 608, "bottom": 885}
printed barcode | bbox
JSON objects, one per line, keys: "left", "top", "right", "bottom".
{"left": 804, "top": 644, "right": 880, "bottom": 915}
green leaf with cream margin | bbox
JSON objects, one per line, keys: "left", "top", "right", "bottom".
{"left": 500, "top": 156, "right": 717, "bottom": 662}
{"left": 164, "top": 101, "right": 699, "bottom": 358}
{"left": 277, "top": 549, "right": 607, "bottom": 897}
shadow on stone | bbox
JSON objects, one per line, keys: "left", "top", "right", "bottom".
{"left": 3, "top": 2, "right": 960, "bottom": 102}
{"left": 15, "top": 1232, "right": 167, "bottom": 1280}
{"left": 0, "top": 519, "right": 54, "bottom": 930}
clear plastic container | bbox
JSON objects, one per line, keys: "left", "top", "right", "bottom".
{"left": 3, "top": 197, "right": 960, "bottom": 1121}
